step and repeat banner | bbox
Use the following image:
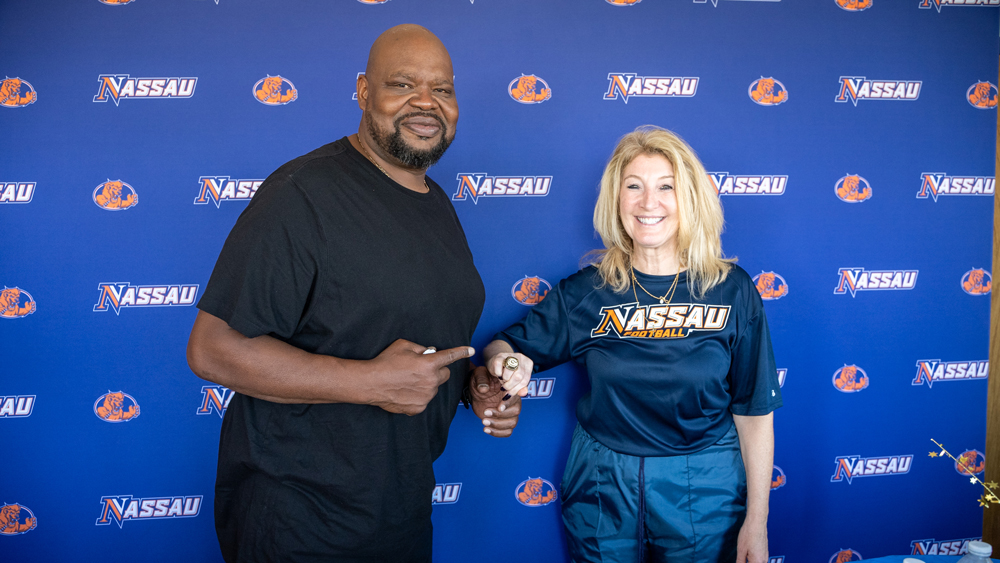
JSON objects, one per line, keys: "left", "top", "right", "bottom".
{"left": 2, "top": 1, "right": 998, "bottom": 561}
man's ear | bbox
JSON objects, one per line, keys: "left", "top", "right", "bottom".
{"left": 356, "top": 74, "right": 368, "bottom": 111}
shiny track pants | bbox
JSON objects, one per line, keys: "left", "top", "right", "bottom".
{"left": 560, "top": 424, "right": 747, "bottom": 563}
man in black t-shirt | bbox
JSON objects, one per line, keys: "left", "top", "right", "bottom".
{"left": 186, "top": 25, "right": 530, "bottom": 563}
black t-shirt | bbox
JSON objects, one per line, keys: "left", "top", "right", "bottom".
{"left": 197, "top": 137, "right": 485, "bottom": 562}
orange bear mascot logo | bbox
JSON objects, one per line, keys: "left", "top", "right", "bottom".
{"left": 833, "top": 365, "right": 868, "bottom": 393}
{"left": 754, "top": 272, "right": 788, "bottom": 300}
{"left": 94, "top": 180, "right": 138, "bottom": 210}
{"left": 962, "top": 269, "right": 991, "bottom": 295}
{"left": 0, "top": 504, "right": 36, "bottom": 535}
{"left": 255, "top": 76, "right": 298, "bottom": 105}
{"left": 1, "top": 77, "right": 37, "bottom": 108}
{"left": 968, "top": 82, "right": 997, "bottom": 109}
{"left": 606, "top": 0, "right": 642, "bottom": 4}
{"left": 836, "top": 175, "right": 871, "bottom": 202}
{"left": 95, "top": 391, "right": 140, "bottom": 422}
{"left": 836, "top": 0, "right": 872, "bottom": 11}
{"left": 1, "top": 287, "right": 36, "bottom": 319}
{"left": 513, "top": 277, "right": 550, "bottom": 305}
{"left": 509, "top": 75, "right": 551, "bottom": 104}
{"left": 770, "top": 466, "right": 786, "bottom": 490}
{"left": 832, "top": 550, "right": 861, "bottom": 563}
{"left": 517, "top": 478, "right": 557, "bottom": 506}
{"left": 99, "top": 0, "right": 137, "bottom": 4}
{"left": 749, "top": 78, "right": 787, "bottom": 106}
{"left": 956, "top": 450, "right": 986, "bottom": 475}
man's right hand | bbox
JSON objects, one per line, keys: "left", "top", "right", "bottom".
{"left": 367, "top": 339, "right": 474, "bottom": 416}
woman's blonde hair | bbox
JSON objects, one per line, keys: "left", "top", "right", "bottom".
{"left": 587, "top": 125, "right": 733, "bottom": 298}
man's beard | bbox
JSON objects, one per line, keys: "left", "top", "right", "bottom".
{"left": 366, "top": 111, "right": 453, "bottom": 170}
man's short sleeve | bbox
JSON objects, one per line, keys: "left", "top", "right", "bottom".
{"left": 197, "top": 177, "right": 324, "bottom": 340}
{"left": 727, "top": 305, "right": 783, "bottom": 416}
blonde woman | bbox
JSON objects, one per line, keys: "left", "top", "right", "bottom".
{"left": 484, "top": 126, "right": 781, "bottom": 563}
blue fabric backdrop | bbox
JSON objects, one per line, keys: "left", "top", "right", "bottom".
{"left": 2, "top": 1, "right": 998, "bottom": 561}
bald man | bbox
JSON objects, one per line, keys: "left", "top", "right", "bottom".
{"left": 187, "top": 25, "right": 527, "bottom": 562}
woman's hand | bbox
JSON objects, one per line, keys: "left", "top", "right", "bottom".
{"left": 486, "top": 351, "right": 533, "bottom": 398}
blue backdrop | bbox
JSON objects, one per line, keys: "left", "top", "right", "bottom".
{"left": 2, "top": 1, "right": 998, "bottom": 561}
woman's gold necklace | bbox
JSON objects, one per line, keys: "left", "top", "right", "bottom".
{"left": 631, "top": 265, "right": 680, "bottom": 305}
{"left": 356, "top": 138, "right": 428, "bottom": 191}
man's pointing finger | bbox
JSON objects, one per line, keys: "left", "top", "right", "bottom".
{"left": 431, "top": 346, "right": 475, "bottom": 367}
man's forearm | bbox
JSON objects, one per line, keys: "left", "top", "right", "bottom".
{"left": 186, "top": 310, "right": 373, "bottom": 404}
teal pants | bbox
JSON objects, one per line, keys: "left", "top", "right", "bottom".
{"left": 560, "top": 424, "right": 747, "bottom": 563}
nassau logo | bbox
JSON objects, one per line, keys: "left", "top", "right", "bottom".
{"left": 920, "top": 0, "right": 999, "bottom": 12}
{"left": 1, "top": 287, "right": 36, "bottom": 319}
{"left": 0, "top": 503, "right": 36, "bottom": 535}
{"left": 912, "top": 537, "right": 982, "bottom": 556}
{"left": 197, "top": 385, "right": 234, "bottom": 418}
{"left": 962, "top": 268, "right": 991, "bottom": 295}
{"left": 836, "top": 76, "right": 921, "bottom": 105}
{"left": 753, "top": 272, "right": 788, "bottom": 300}
{"left": 913, "top": 360, "right": 988, "bottom": 388}
{"left": 829, "top": 550, "right": 863, "bottom": 563}
{"left": 509, "top": 75, "right": 551, "bottom": 104}
{"left": 833, "top": 364, "right": 869, "bottom": 393}
{"left": 93, "top": 180, "right": 138, "bottom": 210}
{"left": 605, "top": 73, "right": 699, "bottom": 103}
{"left": 708, "top": 173, "right": 787, "bottom": 195}
{"left": 831, "top": 455, "right": 912, "bottom": 483}
{"left": 607, "top": 0, "right": 642, "bottom": 4}
{"left": 770, "top": 559, "right": 785, "bottom": 563}
{"left": 432, "top": 483, "right": 461, "bottom": 505}
{"left": 254, "top": 75, "right": 297, "bottom": 106}
{"left": 515, "top": 477, "right": 557, "bottom": 506}
{"left": 523, "top": 378, "right": 556, "bottom": 399}
{"left": 777, "top": 368, "right": 786, "bottom": 387}
{"left": 0, "top": 182, "right": 35, "bottom": 203}
{"left": 96, "top": 495, "right": 202, "bottom": 527}
{"left": 99, "top": 0, "right": 137, "bottom": 4}
{"left": 512, "top": 276, "right": 551, "bottom": 305}
{"left": 834, "top": 268, "right": 918, "bottom": 297}
{"left": 93, "top": 75, "right": 197, "bottom": 105}
{"left": 93, "top": 283, "right": 199, "bottom": 315}
{"left": 193, "top": 176, "right": 263, "bottom": 207}
{"left": 749, "top": 77, "right": 787, "bottom": 106}
{"left": 770, "top": 465, "right": 786, "bottom": 490}
{"left": 591, "top": 303, "right": 730, "bottom": 339}
{"left": 837, "top": 0, "right": 872, "bottom": 10}
{"left": 94, "top": 391, "right": 140, "bottom": 423}
{"left": 452, "top": 173, "right": 552, "bottom": 203}
{"left": 835, "top": 174, "right": 872, "bottom": 203}
{"left": 967, "top": 81, "right": 998, "bottom": 109}
{"left": 1, "top": 77, "right": 37, "bottom": 108}
{"left": 918, "top": 173, "right": 995, "bottom": 201}
{"left": 0, "top": 395, "right": 36, "bottom": 417}
{"left": 955, "top": 449, "right": 986, "bottom": 476}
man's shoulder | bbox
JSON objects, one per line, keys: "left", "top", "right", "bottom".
{"left": 277, "top": 138, "right": 353, "bottom": 181}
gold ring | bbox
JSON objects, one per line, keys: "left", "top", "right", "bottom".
{"left": 504, "top": 357, "right": 519, "bottom": 371}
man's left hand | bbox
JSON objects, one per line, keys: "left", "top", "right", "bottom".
{"left": 735, "top": 519, "right": 767, "bottom": 563}
{"left": 469, "top": 364, "right": 521, "bottom": 437}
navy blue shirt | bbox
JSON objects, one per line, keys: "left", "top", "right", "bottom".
{"left": 497, "top": 264, "right": 782, "bottom": 457}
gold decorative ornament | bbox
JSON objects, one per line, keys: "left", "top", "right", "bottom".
{"left": 929, "top": 439, "right": 999, "bottom": 508}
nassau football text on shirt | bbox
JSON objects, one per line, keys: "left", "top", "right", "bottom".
{"left": 194, "top": 177, "right": 263, "bottom": 207}
{"left": 605, "top": 73, "right": 699, "bottom": 103}
{"left": 912, "top": 360, "right": 988, "bottom": 388}
{"left": 836, "top": 77, "right": 921, "bottom": 105}
{"left": 830, "top": 454, "right": 913, "bottom": 483}
{"left": 0, "top": 395, "right": 35, "bottom": 417}
{"left": 96, "top": 495, "right": 202, "bottom": 527}
{"left": 591, "top": 303, "right": 730, "bottom": 339}
{"left": 93, "top": 283, "right": 199, "bottom": 315}
{"left": 452, "top": 174, "right": 551, "bottom": 203}
{"left": 0, "top": 182, "right": 35, "bottom": 203}
{"left": 708, "top": 173, "right": 786, "bottom": 195}
{"left": 93, "top": 75, "right": 197, "bottom": 105}
{"left": 917, "top": 173, "right": 994, "bottom": 201}
{"left": 834, "top": 268, "right": 917, "bottom": 297}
